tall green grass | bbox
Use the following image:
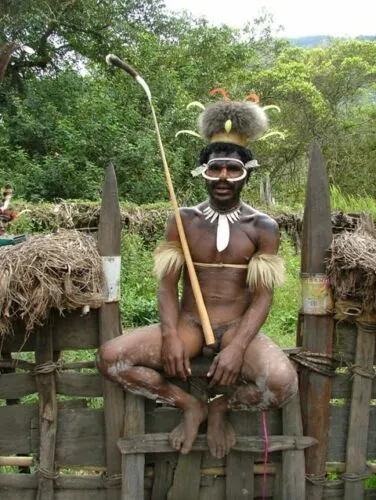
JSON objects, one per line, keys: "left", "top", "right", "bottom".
{"left": 330, "top": 185, "right": 376, "bottom": 217}
{"left": 262, "top": 236, "right": 300, "bottom": 347}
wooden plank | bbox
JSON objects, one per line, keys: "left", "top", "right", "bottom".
{"left": 121, "top": 394, "right": 145, "bottom": 500}
{"left": 299, "top": 142, "right": 334, "bottom": 500}
{"left": 168, "top": 377, "right": 206, "bottom": 500}
{"left": 332, "top": 372, "right": 376, "bottom": 399}
{"left": 332, "top": 320, "right": 376, "bottom": 365}
{"left": 282, "top": 392, "right": 306, "bottom": 500}
{"left": 2, "top": 367, "right": 366, "bottom": 402}
{"left": 0, "top": 372, "right": 103, "bottom": 399}
{"left": 327, "top": 404, "right": 376, "bottom": 462}
{"left": 199, "top": 476, "right": 225, "bottom": 500}
{"left": 344, "top": 322, "right": 376, "bottom": 500}
{"left": 226, "top": 410, "right": 254, "bottom": 499}
{"left": 8, "top": 403, "right": 375, "bottom": 469}
{"left": 150, "top": 454, "right": 174, "bottom": 500}
{"left": 119, "top": 433, "right": 317, "bottom": 454}
{"left": 98, "top": 164, "right": 124, "bottom": 500}
{"left": 1, "top": 310, "right": 99, "bottom": 352}
{"left": 229, "top": 408, "right": 282, "bottom": 436}
{"left": 32, "top": 408, "right": 106, "bottom": 467}
{"left": 169, "top": 452, "right": 202, "bottom": 500}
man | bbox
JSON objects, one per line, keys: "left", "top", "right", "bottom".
{"left": 97, "top": 97, "right": 298, "bottom": 459}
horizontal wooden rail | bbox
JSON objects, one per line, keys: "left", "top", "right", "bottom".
{"left": 118, "top": 433, "right": 317, "bottom": 455}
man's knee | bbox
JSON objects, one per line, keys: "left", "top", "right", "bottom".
{"left": 96, "top": 341, "right": 119, "bottom": 376}
{"left": 267, "top": 363, "right": 298, "bottom": 407}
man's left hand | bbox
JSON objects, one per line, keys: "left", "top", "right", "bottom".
{"left": 207, "top": 344, "right": 244, "bottom": 388}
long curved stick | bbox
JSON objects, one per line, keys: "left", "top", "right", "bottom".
{"left": 106, "top": 54, "right": 215, "bottom": 346}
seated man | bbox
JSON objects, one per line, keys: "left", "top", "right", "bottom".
{"left": 97, "top": 97, "right": 298, "bottom": 459}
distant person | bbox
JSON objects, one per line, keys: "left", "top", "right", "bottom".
{"left": 97, "top": 94, "right": 297, "bottom": 458}
{"left": 0, "top": 185, "right": 16, "bottom": 236}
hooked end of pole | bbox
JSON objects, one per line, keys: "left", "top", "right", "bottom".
{"left": 105, "top": 54, "right": 138, "bottom": 79}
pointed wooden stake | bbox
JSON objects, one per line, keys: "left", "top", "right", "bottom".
{"left": 98, "top": 164, "right": 125, "bottom": 499}
{"left": 299, "top": 142, "right": 334, "bottom": 500}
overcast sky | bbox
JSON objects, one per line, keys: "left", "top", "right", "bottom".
{"left": 164, "top": 0, "right": 376, "bottom": 38}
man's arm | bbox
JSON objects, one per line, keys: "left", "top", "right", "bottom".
{"left": 156, "top": 214, "right": 191, "bottom": 380}
{"left": 208, "top": 217, "right": 281, "bottom": 387}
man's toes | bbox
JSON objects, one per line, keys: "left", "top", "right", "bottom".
{"left": 169, "top": 430, "right": 182, "bottom": 451}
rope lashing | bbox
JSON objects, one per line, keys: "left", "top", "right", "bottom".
{"left": 357, "top": 321, "right": 376, "bottom": 334}
{"left": 101, "top": 472, "right": 122, "bottom": 488}
{"left": 36, "top": 464, "right": 59, "bottom": 480}
{"left": 31, "top": 360, "right": 64, "bottom": 376}
{"left": 290, "top": 351, "right": 339, "bottom": 376}
{"left": 341, "top": 468, "right": 372, "bottom": 483}
{"left": 305, "top": 472, "right": 326, "bottom": 485}
{"left": 347, "top": 363, "right": 375, "bottom": 379}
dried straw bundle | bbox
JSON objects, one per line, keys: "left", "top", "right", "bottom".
{"left": 0, "top": 230, "right": 105, "bottom": 336}
{"left": 327, "top": 218, "right": 376, "bottom": 313}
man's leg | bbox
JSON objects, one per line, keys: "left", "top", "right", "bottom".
{"left": 97, "top": 320, "right": 206, "bottom": 454}
{"left": 207, "top": 332, "right": 298, "bottom": 458}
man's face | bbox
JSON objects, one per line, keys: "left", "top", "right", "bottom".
{"left": 205, "top": 151, "right": 246, "bottom": 206}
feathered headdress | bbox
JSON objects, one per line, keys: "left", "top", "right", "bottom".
{"left": 176, "top": 88, "right": 284, "bottom": 147}
{"left": 0, "top": 184, "right": 13, "bottom": 211}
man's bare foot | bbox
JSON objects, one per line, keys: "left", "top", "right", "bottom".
{"left": 169, "top": 400, "right": 208, "bottom": 454}
{"left": 207, "top": 400, "right": 236, "bottom": 459}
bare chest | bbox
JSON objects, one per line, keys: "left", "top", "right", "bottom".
{"left": 185, "top": 216, "right": 257, "bottom": 265}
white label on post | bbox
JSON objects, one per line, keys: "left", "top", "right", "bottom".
{"left": 102, "top": 256, "right": 121, "bottom": 302}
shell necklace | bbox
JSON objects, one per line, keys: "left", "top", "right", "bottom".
{"left": 202, "top": 203, "right": 241, "bottom": 252}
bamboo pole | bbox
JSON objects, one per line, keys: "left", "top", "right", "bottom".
{"left": 299, "top": 142, "right": 334, "bottom": 500}
{"left": 106, "top": 55, "right": 215, "bottom": 346}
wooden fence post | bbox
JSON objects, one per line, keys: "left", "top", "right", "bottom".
{"left": 35, "top": 320, "right": 57, "bottom": 500}
{"left": 299, "top": 142, "right": 334, "bottom": 500}
{"left": 121, "top": 394, "right": 145, "bottom": 500}
{"left": 282, "top": 391, "right": 306, "bottom": 500}
{"left": 98, "top": 164, "right": 125, "bottom": 499}
{"left": 343, "top": 317, "right": 376, "bottom": 500}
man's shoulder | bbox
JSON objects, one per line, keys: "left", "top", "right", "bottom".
{"left": 241, "top": 203, "right": 278, "bottom": 231}
{"left": 179, "top": 204, "right": 204, "bottom": 219}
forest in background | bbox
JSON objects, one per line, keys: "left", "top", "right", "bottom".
{"left": 1, "top": 0, "right": 376, "bottom": 207}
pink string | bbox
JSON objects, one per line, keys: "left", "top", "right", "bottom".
{"left": 261, "top": 411, "right": 269, "bottom": 499}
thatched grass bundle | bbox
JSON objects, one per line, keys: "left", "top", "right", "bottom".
{"left": 0, "top": 230, "right": 105, "bottom": 336}
{"left": 327, "top": 218, "right": 376, "bottom": 313}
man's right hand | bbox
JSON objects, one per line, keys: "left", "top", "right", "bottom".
{"left": 161, "top": 335, "right": 191, "bottom": 381}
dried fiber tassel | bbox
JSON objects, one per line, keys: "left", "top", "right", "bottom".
{"left": 247, "top": 253, "right": 285, "bottom": 290}
{"left": 153, "top": 241, "right": 185, "bottom": 280}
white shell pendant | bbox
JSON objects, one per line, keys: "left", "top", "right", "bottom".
{"left": 216, "top": 214, "right": 230, "bottom": 252}
{"left": 202, "top": 204, "right": 241, "bottom": 253}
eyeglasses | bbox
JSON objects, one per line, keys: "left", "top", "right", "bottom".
{"left": 190, "top": 158, "right": 259, "bottom": 180}
{"left": 202, "top": 158, "right": 247, "bottom": 182}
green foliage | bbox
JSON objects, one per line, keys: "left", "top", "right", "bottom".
{"left": 262, "top": 235, "right": 300, "bottom": 347}
{"left": 120, "top": 232, "right": 159, "bottom": 327}
{"left": 330, "top": 185, "right": 376, "bottom": 218}
{"left": 1, "top": 1, "right": 375, "bottom": 205}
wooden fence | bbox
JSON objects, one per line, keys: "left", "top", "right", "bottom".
{"left": 1, "top": 154, "right": 376, "bottom": 499}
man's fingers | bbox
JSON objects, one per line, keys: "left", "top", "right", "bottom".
{"left": 176, "top": 358, "right": 187, "bottom": 381}
{"left": 207, "top": 357, "right": 218, "bottom": 378}
{"left": 183, "top": 354, "right": 191, "bottom": 377}
{"left": 209, "top": 365, "right": 224, "bottom": 388}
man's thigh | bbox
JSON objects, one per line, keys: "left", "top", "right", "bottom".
{"left": 101, "top": 318, "right": 204, "bottom": 369}
{"left": 240, "top": 334, "right": 295, "bottom": 390}
{"left": 220, "top": 330, "right": 292, "bottom": 383}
